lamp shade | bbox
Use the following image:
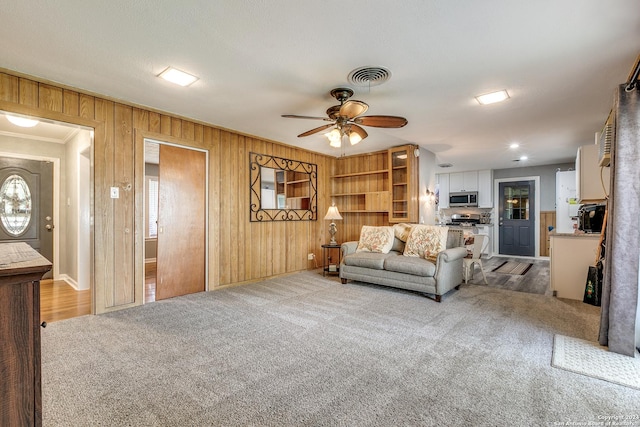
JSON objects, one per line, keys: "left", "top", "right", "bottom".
{"left": 324, "top": 204, "right": 343, "bottom": 221}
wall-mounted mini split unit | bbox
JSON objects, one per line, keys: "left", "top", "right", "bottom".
{"left": 598, "top": 110, "right": 614, "bottom": 167}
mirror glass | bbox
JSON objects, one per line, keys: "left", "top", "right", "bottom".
{"left": 250, "top": 152, "right": 317, "bottom": 221}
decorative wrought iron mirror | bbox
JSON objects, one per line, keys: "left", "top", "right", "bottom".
{"left": 249, "top": 152, "right": 317, "bottom": 221}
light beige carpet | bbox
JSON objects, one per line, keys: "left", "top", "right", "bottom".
{"left": 552, "top": 335, "right": 640, "bottom": 391}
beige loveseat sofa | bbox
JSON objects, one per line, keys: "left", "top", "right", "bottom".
{"left": 340, "top": 227, "right": 466, "bottom": 302}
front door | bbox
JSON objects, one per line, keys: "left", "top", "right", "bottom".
{"left": 0, "top": 157, "right": 54, "bottom": 277}
{"left": 155, "top": 144, "right": 206, "bottom": 300}
{"left": 498, "top": 180, "right": 535, "bottom": 256}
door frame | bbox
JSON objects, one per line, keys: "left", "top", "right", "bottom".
{"left": 135, "top": 131, "right": 209, "bottom": 304}
{"left": 0, "top": 151, "right": 61, "bottom": 278}
{"left": 493, "top": 176, "right": 540, "bottom": 257}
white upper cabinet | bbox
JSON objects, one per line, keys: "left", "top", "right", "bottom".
{"left": 437, "top": 173, "right": 450, "bottom": 209}
{"left": 576, "top": 144, "right": 609, "bottom": 203}
{"left": 449, "top": 171, "right": 478, "bottom": 192}
{"left": 477, "top": 170, "right": 493, "bottom": 208}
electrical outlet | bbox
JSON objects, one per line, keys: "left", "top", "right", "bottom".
{"left": 307, "top": 253, "right": 314, "bottom": 260}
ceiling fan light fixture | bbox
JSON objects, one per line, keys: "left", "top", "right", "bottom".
{"left": 158, "top": 67, "right": 199, "bottom": 87}
{"left": 475, "top": 90, "right": 509, "bottom": 105}
{"left": 5, "top": 114, "right": 39, "bottom": 128}
{"left": 349, "top": 131, "right": 362, "bottom": 145}
{"left": 325, "top": 128, "right": 342, "bottom": 147}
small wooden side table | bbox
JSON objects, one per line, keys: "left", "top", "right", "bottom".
{"left": 321, "top": 243, "right": 342, "bottom": 277}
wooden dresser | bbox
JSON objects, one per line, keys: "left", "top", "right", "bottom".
{"left": 0, "top": 243, "right": 52, "bottom": 427}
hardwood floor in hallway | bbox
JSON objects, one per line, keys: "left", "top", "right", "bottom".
{"left": 40, "top": 263, "right": 157, "bottom": 323}
{"left": 40, "top": 280, "right": 91, "bottom": 323}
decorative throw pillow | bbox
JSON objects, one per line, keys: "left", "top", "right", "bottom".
{"left": 356, "top": 226, "right": 395, "bottom": 254}
{"left": 393, "top": 223, "right": 413, "bottom": 242}
{"left": 403, "top": 225, "right": 449, "bottom": 261}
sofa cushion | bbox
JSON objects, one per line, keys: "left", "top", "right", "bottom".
{"left": 404, "top": 225, "right": 449, "bottom": 260}
{"left": 393, "top": 223, "right": 413, "bottom": 242}
{"left": 384, "top": 255, "right": 436, "bottom": 277}
{"left": 343, "top": 251, "right": 398, "bottom": 270}
{"left": 356, "top": 226, "right": 395, "bottom": 253}
{"left": 390, "top": 237, "right": 405, "bottom": 253}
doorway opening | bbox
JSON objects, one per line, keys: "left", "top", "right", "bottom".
{"left": 143, "top": 138, "right": 208, "bottom": 303}
{"left": 494, "top": 176, "right": 540, "bottom": 257}
{"left": 0, "top": 111, "right": 94, "bottom": 322}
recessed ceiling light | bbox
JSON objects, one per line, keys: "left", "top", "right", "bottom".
{"left": 438, "top": 163, "right": 453, "bottom": 168}
{"left": 158, "top": 67, "right": 199, "bottom": 87}
{"left": 5, "top": 114, "right": 39, "bottom": 127}
{"left": 475, "top": 90, "right": 510, "bottom": 105}
{"left": 510, "top": 143, "right": 519, "bottom": 149}
{"left": 520, "top": 155, "right": 528, "bottom": 161}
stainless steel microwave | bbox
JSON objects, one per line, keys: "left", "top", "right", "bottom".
{"left": 449, "top": 191, "right": 478, "bottom": 207}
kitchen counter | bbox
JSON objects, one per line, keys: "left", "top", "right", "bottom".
{"left": 549, "top": 231, "right": 602, "bottom": 238}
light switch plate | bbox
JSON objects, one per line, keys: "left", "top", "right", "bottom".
{"left": 110, "top": 187, "right": 119, "bottom": 198}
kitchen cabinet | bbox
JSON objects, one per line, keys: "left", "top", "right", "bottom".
{"left": 576, "top": 144, "right": 609, "bottom": 203}
{"left": 0, "top": 243, "right": 52, "bottom": 427}
{"left": 449, "top": 171, "right": 478, "bottom": 192}
{"left": 437, "top": 173, "right": 450, "bottom": 209}
{"left": 389, "top": 145, "right": 419, "bottom": 223}
{"left": 477, "top": 169, "right": 493, "bottom": 208}
{"left": 549, "top": 233, "right": 599, "bottom": 300}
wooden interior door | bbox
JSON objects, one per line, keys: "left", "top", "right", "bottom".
{"left": 156, "top": 145, "right": 206, "bottom": 300}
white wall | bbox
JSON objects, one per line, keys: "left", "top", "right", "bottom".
{"left": 64, "top": 130, "right": 92, "bottom": 289}
{"left": 418, "top": 146, "right": 437, "bottom": 225}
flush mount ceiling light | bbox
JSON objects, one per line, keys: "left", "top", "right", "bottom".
{"left": 475, "top": 90, "right": 510, "bottom": 105}
{"left": 5, "top": 114, "right": 39, "bottom": 128}
{"left": 510, "top": 142, "right": 520, "bottom": 149}
{"left": 158, "top": 67, "right": 199, "bottom": 87}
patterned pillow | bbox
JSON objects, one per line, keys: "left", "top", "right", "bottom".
{"left": 356, "top": 226, "right": 395, "bottom": 254}
{"left": 393, "top": 223, "right": 413, "bottom": 242}
{"left": 403, "top": 225, "right": 449, "bottom": 261}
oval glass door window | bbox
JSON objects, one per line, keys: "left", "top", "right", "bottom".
{"left": 0, "top": 174, "right": 32, "bottom": 236}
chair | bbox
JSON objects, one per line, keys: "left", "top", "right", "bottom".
{"left": 463, "top": 234, "right": 489, "bottom": 284}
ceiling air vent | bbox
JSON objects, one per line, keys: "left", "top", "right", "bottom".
{"left": 347, "top": 66, "right": 391, "bottom": 87}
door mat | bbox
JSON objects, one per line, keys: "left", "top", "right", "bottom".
{"left": 492, "top": 261, "right": 533, "bottom": 275}
{"left": 552, "top": 335, "right": 640, "bottom": 390}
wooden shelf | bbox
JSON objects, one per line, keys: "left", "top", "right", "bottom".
{"left": 286, "top": 179, "right": 309, "bottom": 185}
{"left": 392, "top": 166, "right": 407, "bottom": 170}
{"left": 341, "top": 210, "right": 389, "bottom": 213}
{"left": 393, "top": 182, "right": 407, "bottom": 186}
{"left": 331, "top": 169, "right": 388, "bottom": 178}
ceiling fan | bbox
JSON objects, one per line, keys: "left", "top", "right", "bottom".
{"left": 282, "top": 88, "right": 407, "bottom": 147}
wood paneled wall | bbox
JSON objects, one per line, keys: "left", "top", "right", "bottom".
{"left": 0, "top": 70, "right": 332, "bottom": 314}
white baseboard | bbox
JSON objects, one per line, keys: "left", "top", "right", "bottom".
{"left": 59, "top": 274, "right": 89, "bottom": 291}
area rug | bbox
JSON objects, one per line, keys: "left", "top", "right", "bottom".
{"left": 552, "top": 335, "right": 640, "bottom": 390}
{"left": 492, "top": 261, "right": 533, "bottom": 275}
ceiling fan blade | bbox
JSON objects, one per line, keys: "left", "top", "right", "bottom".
{"left": 354, "top": 115, "right": 408, "bottom": 128}
{"left": 282, "top": 114, "right": 333, "bottom": 121}
{"left": 298, "top": 123, "right": 335, "bottom": 137}
{"left": 339, "top": 100, "right": 369, "bottom": 119}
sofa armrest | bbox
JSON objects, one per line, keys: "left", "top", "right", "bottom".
{"left": 341, "top": 241, "right": 359, "bottom": 259}
{"left": 434, "top": 247, "right": 467, "bottom": 296}
{"left": 438, "top": 247, "right": 468, "bottom": 263}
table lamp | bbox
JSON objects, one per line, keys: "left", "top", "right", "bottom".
{"left": 324, "top": 203, "right": 343, "bottom": 245}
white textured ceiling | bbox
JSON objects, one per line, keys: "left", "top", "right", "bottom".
{"left": 0, "top": 1, "right": 638, "bottom": 172}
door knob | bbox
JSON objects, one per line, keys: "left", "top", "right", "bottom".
{"left": 41, "top": 321, "right": 47, "bottom": 328}
{"left": 45, "top": 224, "right": 54, "bottom": 230}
